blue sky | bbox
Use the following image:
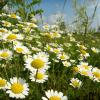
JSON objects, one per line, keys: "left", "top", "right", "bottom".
{"left": 37, "top": 0, "right": 100, "bottom": 28}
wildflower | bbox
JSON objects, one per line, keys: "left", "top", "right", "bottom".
{"left": 52, "top": 48, "right": 63, "bottom": 54}
{"left": 80, "top": 49, "right": 90, "bottom": 58}
{"left": 8, "top": 14, "right": 20, "bottom": 19}
{"left": 0, "top": 77, "right": 7, "bottom": 90}
{"left": 14, "top": 45, "right": 30, "bottom": 54}
{"left": 70, "top": 78, "right": 82, "bottom": 88}
{"left": 62, "top": 61, "right": 71, "bottom": 67}
{"left": 25, "top": 52, "right": 50, "bottom": 71}
{"left": 77, "top": 44, "right": 87, "bottom": 50}
{"left": 12, "top": 29, "right": 19, "bottom": 33}
{"left": 6, "top": 77, "right": 29, "bottom": 99}
{"left": 91, "top": 47, "right": 99, "bottom": 53}
{"left": 2, "top": 21, "right": 12, "bottom": 27}
{"left": 0, "top": 49, "right": 12, "bottom": 60}
{"left": 77, "top": 62, "right": 92, "bottom": 71}
{"left": 30, "top": 70, "right": 48, "bottom": 83}
{"left": 92, "top": 67, "right": 100, "bottom": 82}
{"left": 42, "top": 89, "right": 68, "bottom": 100}
{"left": 57, "top": 53, "right": 69, "bottom": 61}
{"left": 3, "top": 33, "right": 23, "bottom": 41}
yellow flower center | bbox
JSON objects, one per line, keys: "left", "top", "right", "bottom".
{"left": 49, "top": 96, "right": 61, "bottom": 100}
{"left": 93, "top": 72, "right": 100, "bottom": 79}
{"left": 0, "top": 29, "right": 6, "bottom": 33}
{"left": 7, "top": 34, "right": 17, "bottom": 40}
{"left": 72, "top": 80, "right": 79, "bottom": 87}
{"left": 3, "top": 22, "right": 11, "bottom": 26}
{"left": 46, "top": 33, "right": 52, "bottom": 38}
{"left": 16, "top": 47, "right": 24, "bottom": 53}
{"left": 73, "top": 67, "right": 79, "bottom": 73}
{"left": 35, "top": 73, "right": 44, "bottom": 80}
{"left": 10, "top": 14, "right": 17, "bottom": 18}
{"left": 83, "top": 65, "right": 89, "bottom": 70}
{"left": 0, "top": 52, "right": 9, "bottom": 58}
{"left": 31, "top": 59, "right": 44, "bottom": 69}
{"left": 79, "top": 45, "right": 85, "bottom": 49}
{"left": 60, "top": 55, "right": 65, "bottom": 59}
{"left": 11, "top": 83, "right": 24, "bottom": 94}
{"left": 54, "top": 49, "right": 59, "bottom": 53}
{"left": 81, "top": 70, "right": 88, "bottom": 76}
{"left": 80, "top": 50, "right": 87, "bottom": 55}
{"left": 0, "top": 79, "right": 6, "bottom": 87}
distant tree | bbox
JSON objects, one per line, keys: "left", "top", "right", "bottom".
{"left": 1, "top": 0, "right": 43, "bottom": 21}
{"left": 72, "top": 0, "right": 98, "bottom": 36}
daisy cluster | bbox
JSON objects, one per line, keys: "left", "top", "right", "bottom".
{"left": 0, "top": 12, "right": 100, "bottom": 99}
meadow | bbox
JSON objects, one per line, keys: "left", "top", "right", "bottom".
{"left": 0, "top": 0, "right": 100, "bottom": 100}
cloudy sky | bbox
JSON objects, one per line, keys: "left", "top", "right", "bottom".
{"left": 39, "top": 0, "right": 100, "bottom": 28}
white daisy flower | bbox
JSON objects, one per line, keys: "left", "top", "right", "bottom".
{"left": 25, "top": 52, "right": 50, "bottom": 72}
{"left": 91, "top": 47, "right": 100, "bottom": 53}
{"left": 92, "top": 67, "right": 100, "bottom": 82}
{"left": 77, "top": 44, "right": 87, "bottom": 50}
{"left": 0, "top": 28, "right": 8, "bottom": 34}
{"left": 52, "top": 48, "right": 63, "bottom": 54}
{"left": 80, "top": 49, "right": 90, "bottom": 58}
{"left": 3, "top": 33, "right": 23, "bottom": 41}
{"left": 43, "top": 24, "right": 50, "bottom": 30}
{"left": 14, "top": 45, "right": 30, "bottom": 54}
{"left": 8, "top": 14, "right": 21, "bottom": 20}
{"left": 6, "top": 77, "right": 29, "bottom": 99}
{"left": 29, "top": 70, "right": 48, "bottom": 83}
{"left": 24, "top": 22, "right": 38, "bottom": 28}
{"left": 0, "top": 77, "right": 7, "bottom": 90}
{"left": 62, "top": 61, "right": 71, "bottom": 67}
{"left": 77, "top": 62, "right": 92, "bottom": 71}
{"left": 70, "top": 78, "right": 82, "bottom": 88}
{"left": 42, "top": 89, "right": 68, "bottom": 100}
{"left": 2, "top": 21, "right": 12, "bottom": 27}
{"left": 79, "top": 69, "right": 93, "bottom": 77}
{"left": 12, "top": 29, "right": 19, "bottom": 33}
{"left": 0, "top": 49, "right": 12, "bottom": 60}
{"left": 0, "top": 28, "right": 8, "bottom": 40}
{"left": 57, "top": 53, "right": 69, "bottom": 60}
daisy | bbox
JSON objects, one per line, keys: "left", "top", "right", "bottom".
{"left": 79, "top": 69, "right": 92, "bottom": 77}
{"left": 0, "top": 77, "right": 7, "bottom": 90}
{"left": 62, "top": 61, "right": 71, "bottom": 67}
{"left": 25, "top": 52, "right": 50, "bottom": 72}
{"left": 52, "top": 48, "right": 63, "bottom": 54}
{"left": 43, "top": 24, "right": 50, "bottom": 30}
{"left": 80, "top": 49, "right": 90, "bottom": 58}
{"left": 91, "top": 47, "right": 100, "bottom": 53}
{"left": 77, "top": 44, "right": 87, "bottom": 50}
{"left": 92, "top": 67, "right": 100, "bottom": 82}
{"left": 70, "top": 78, "right": 82, "bottom": 88}
{"left": 2, "top": 20, "right": 12, "bottom": 27}
{"left": 14, "top": 45, "right": 30, "bottom": 54}
{"left": 29, "top": 70, "right": 48, "bottom": 83}
{"left": 0, "top": 28, "right": 8, "bottom": 33}
{"left": 57, "top": 53, "right": 69, "bottom": 61}
{"left": 24, "top": 22, "right": 38, "bottom": 28}
{"left": 0, "top": 28, "right": 8, "bottom": 40}
{"left": 51, "top": 31, "right": 61, "bottom": 38}
{"left": 6, "top": 77, "right": 29, "bottom": 99}
{"left": 42, "top": 89, "right": 68, "bottom": 100}
{"left": 3, "top": 32, "right": 23, "bottom": 41}
{"left": 32, "top": 47, "right": 41, "bottom": 52}
{"left": 77, "top": 62, "right": 92, "bottom": 71}
{"left": 0, "top": 49, "right": 12, "bottom": 60}
{"left": 12, "top": 29, "right": 19, "bottom": 33}
{"left": 8, "top": 14, "right": 20, "bottom": 19}
{"left": 45, "top": 44, "right": 53, "bottom": 51}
